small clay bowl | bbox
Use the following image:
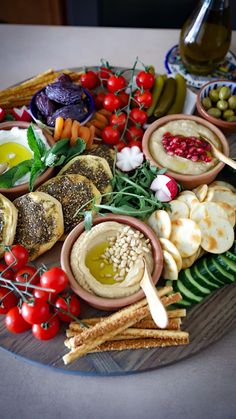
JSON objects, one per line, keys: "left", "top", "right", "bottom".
{"left": 142, "top": 114, "right": 229, "bottom": 189}
{"left": 0, "top": 121, "right": 55, "bottom": 199}
{"left": 60, "top": 214, "right": 163, "bottom": 311}
{"left": 196, "top": 79, "right": 236, "bottom": 134}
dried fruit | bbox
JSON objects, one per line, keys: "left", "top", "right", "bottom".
{"left": 46, "top": 104, "right": 88, "bottom": 127}
{"left": 45, "top": 81, "right": 84, "bottom": 105}
{"left": 35, "top": 92, "right": 56, "bottom": 117}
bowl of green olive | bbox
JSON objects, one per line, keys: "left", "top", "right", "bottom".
{"left": 196, "top": 80, "right": 236, "bottom": 133}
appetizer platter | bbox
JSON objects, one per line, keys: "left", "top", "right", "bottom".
{"left": 0, "top": 61, "right": 235, "bottom": 375}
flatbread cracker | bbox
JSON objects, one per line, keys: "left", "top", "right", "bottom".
{"left": 162, "top": 250, "right": 179, "bottom": 280}
{"left": 192, "top": 184, "right": 208, "bottom": 202}
{"left": 159, "top": 238, "right": 182, "bottom": 271}
{"left": 177, "top": 192, "right": 199, "bottom": 210}
{"left": 147, "top": 210, "right": 171, "bottom": 239}
{"left": 167, "top": 200, "right": 189, "bottom": 221}
{"left": 169, "top": 218, "right": 201, "bottom": 258}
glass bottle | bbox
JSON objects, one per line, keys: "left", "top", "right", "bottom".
{"left": 179, "top": 0, "right": 231, "bottom": 75}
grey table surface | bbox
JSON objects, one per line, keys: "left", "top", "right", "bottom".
{"left": 0, "top": 24, "right": 236, "bottom": 419}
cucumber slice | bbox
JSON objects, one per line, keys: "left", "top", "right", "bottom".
{"left": 174, "top": 299, "right": 192, "bottom": 308}
{"left": 180, "top": 269, "right": 211, "bottom": 297}
{"left": 225, "top": 251, "right": 236, "bottom": 262}
{"left": 192, "top": 264, "right": 220, "bottom": 290}
{"left": 216, "top": 255, "right": 236, "bottom": 275}
{"left": 204, "top": 258, "right": 226, "bottom": 286}
{"left": 210, "top": 258, "right": 235, "bottom": 283}
{"left": 175, "top": 279, "right": 203, "bottom": 304}
{"left": 198, "top": 258, "right": 225, "bottom": 287}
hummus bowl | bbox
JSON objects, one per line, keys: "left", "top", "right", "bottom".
{"left": 61, "top": 214, "right": 163, "bottom": 310}
{"left": 142, "top": 114, "right": 229, "bottom": 189}
{"left": 0, "top": 121, "right": 55, "bottom": 199}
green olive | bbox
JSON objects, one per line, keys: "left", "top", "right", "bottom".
{"left": 227, "top": 115, "right": 236, "bottom": 122}
{"left": 202, "top": 97, "right": 212, "bottom": 110}
{"left": 209, "top": 89, "right": 219, "bottom": 102}
{"left": 223, "top": 109, "right": 234, "bottom": 120}
{"left": 217, "top": 99, "right": 228, "bottom": 111}
{"left": 219, "top": 86, "right": 231, "bottom": 100}
{"left": 207, "top": 107, "right": 221, "bottom": 118}
{"left": 228, "top": 95, "right": 236, "bottom": 110}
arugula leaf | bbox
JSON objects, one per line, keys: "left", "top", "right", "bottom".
{"left": 0, "top": 160, "right": 33, "bottom": 188}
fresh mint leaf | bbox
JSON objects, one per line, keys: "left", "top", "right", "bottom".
{"left": 27, "top": 125, "right": 46, "bottom": 159}
{"left": 48, "top": 138, "right": 70, "bottom": 155}
{"left": 29, "top": 160, "right": 44, "bottom": 191}
{"left": 0, "top": 160, "right": 33, "bottom": 188}
{"left": 63, "top": 138, "right": 86, "bottom": 164}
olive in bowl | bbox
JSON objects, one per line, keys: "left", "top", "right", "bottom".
{"left": 196, "top": 80, "right": 236, "bottom": 133}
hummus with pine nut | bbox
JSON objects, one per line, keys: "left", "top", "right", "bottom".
{"left": 70, "top": 221, "right": 154, "bottom": 298}
{"left": 149, "top": 120, "right": 221, "bottom": 175}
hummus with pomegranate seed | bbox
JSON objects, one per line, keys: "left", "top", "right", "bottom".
{"left": 70, "top": 221, "right": 154, "bottom": 299}
{"left": 149, "top": 120, "right": 221, "bottom": 175}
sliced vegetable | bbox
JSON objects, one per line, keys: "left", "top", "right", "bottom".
{"left": 116, "top": 146, "right": 144, "bottom": 172}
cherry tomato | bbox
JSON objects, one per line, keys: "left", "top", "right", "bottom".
{"left": 94, "top": 91, "right": 106, "bottom": 110}
{"left": 21, "top": 298, "right": 50, "bottom": 325}
{"left": 0, "top": 262, "right": 14, "bottom": 280}
{"left": 136, "top": 71, "right": 155, "bottom": 90}
{"left": 110, "top": 112, "right": 126, "bottom": 131}
{"left": 129, "top": 108, "right": 147, "bottom": 125}
{"left": 0, "top": 287, "right": 17, "bottom": 314}
{"left": 5, "top": 306, "right": 31, "bottom": 333}
{"left": 32, "top": 315, "right": 60, "bottom": 340}
{"left": 133, "top": 90, "right": 152, "bottom": 108}
{"left": 107, "top": 75, "right": 126, "bottom": 93}
{"left": 103, "top": 93, "right": 121, "bottom": 112}
{"left": 80, "top": 70, "right": 99, "bottom": 89}
{"left": 102, "top": 126, "right": 120, "bottom": 145}
{"left": 14, "top": 266, "right": 39, "bottom": 291}
{"left": 54, "top": 293, "right": 81, "bottom": 322}
{"left": 115, "top": 141, "right": 126, "bottom": 151}
{"left": 97, "top": 66, "right": 113, "bottom": 86}
{"left": 33, "top": 284, "right": 57, "bottom": 303}
{"left": 40, "top": 267, "right": 68, "bottom": 294}
{"left": 118, "top": 91, "right": 129, "bottom": 107}
{"left": 4, "top": 244, "right": 29, "bottom": 270}
{"left": 129, "top": 140, "right": 143, "bottom": 150}
{"left": 126, "top": 125, "right": 144, "bottom": 142}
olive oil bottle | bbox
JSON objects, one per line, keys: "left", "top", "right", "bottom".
{"left": 179, "top": 0, "right": 231, "bottom": 75}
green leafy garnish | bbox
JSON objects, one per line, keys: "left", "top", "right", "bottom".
{"left": 0, "top": 160, "right": 33, "bottom": 188}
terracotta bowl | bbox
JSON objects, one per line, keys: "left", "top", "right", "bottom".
{"left": 196, "top": 79, "right": 236, "bottom": 134}
{"left": 142, "top": 114, "right": 229, "bottom": 189}
{"left": 60, "top": 214, "right": 163, "bottom": 311}
{"left": 0, "top": 121, "right": 55, "bottom": 199}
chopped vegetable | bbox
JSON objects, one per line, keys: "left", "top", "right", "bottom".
{"left": 116, "top": 146, "right": 144, "bottom": 172}
{"left": 11, "top": 106, "right": 32, "bottom": 122}
{"left": 150, "top": 174, "right": 178, "bottom": 202}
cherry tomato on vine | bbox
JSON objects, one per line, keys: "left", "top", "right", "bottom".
{"left": 110, "top": 112, "right": 126, "bottom": 131}
{"left": 126, "top": 125, "right": 144, "bottom": 142}
{"left": 54, "top": 293, "right": 81, "bottom": 323}
{"left": 5, "top": 306, "right": 31, "bottom": 333}
{"left": 32, "top": 315, "right": 60, "bottom": 340}
{"left": 115, "top": 141, "right": 126, "bottom": 151}
{"left": 136, "top": 70, "right": 155, "bottom": 90}
{"left": 21, "top": 298, "right": 50, "bottom": 325}
{"left": 14, "top": 266, "right": 39, "bottom": 291}
{"left": 97, "top": 66, "right": 113, "bottom": 86}
{"left": 0, "top": 287, "right": 17, "bottom": 314}
{"left": 94, "top": 91, "right": 106, "bottom": 110}
{"left": 33, "top": 284, "right": 57, "bottom": 303}
{"left": 103, "top": 93, "right": 121, "bottom": 112}
{"left": 118, "top": 91, "right": 129, "bottom": 107}
{"left": 102, "top": 126, "right": 120, "bottom": 145}
{"left": 80, "top": 70, "right": 99, "bottom": 89}
{"left": 40, "top": 267, "right": 68, "bottom": 294}
{"left": 129, "top": 140, "right": 143, "bottom": 150}
{"left": 107, "top": 75, "right": 126, "bottom": 93}
{"left": 129, "top": 108, "right": 147, "bottom": 125}
{"left": 0, "top": 262, "right": 14, "bottom": 280}
{"left": 133, "top": 90, "right": 152, "bottom": 108}
{"left": 4, "top": 244, "right": 29, "bottom": 271}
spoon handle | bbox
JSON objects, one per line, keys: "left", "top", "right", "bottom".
{"left": 212, "top": 148, "right": 236, "bottom": 170}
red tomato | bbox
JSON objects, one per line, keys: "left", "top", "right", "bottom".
{"left": 110, "top": 112, "right": 127, "bottom": 131}
{"left": 0, "top": 287, "right": 17, "bottom": 314}
{"left": 40, "top": 267, "right": 68, "bottom": 294}
{"left": 136, "top": 71, "right": 155, "bottom": 90}
{"left": 102, "top": 126, "right": 120, "bottom": 145}
{"left": 5, "top": 306, "right": 31, "bottom": 333}
{"left": 4, "top": 244, "right": 29, "bottom": 270}
{"left": 115, "top": 141, "right": 126, "bottom": 151}
{"left": 129, "top": 140, "right": 143, "bottom": 150}
{"left": 32, "top": 315, "right": 60, "bottom": 340}
{"left": 133, "top": 90, "right": 152, "bottom": 108}
{"left": 54, "top": 293, "right": 81, "bottom": 322}
{"left": 97, "top": 66, "right": 113, "bottom": 86}
{"left": 126, "top": 126, "right": 144, "bottom": 142}
{"left": 80, "top": 70, "right": 99, "bottom": 89}
{"left": 129, "top": 108, "right": 147, "bottom": 125}
{"left": 33, "top": 285, "right": 57, "bottom": 303}
{"left": 107, "top": 75, "right": 126, "bottom": 93}
{"left": 0, "top": 262, "right": 14, "bottom": 280}
{"left": 118, "top": 91, "right": 129, "bottom": 107}
{"left": 14, "top": 266, "right": 40, "bottom": 291}
{"left": 94, "top": 91, "right": 106, "bottom": 110}
{"left": 21, "top": 298, "right": 50, "bottom": 325}
{"left": 103, "top": 93, "right": 121, "bottom": 112}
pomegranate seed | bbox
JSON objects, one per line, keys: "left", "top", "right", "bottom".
{"left": 204, "top": 156, "right": 212, "bottom": 162}
{"left": 191, "top": 155, "right": 199, "bottom": 162}
{"left": 162, "top": 133, "right": 213, "bottom": 163}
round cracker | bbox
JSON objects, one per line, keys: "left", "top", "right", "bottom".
{"left": 196, "top": 216, "right": 234, "bottom": 254}
{"left": 177, "top": 192, "right": 199, "bottom": 210}
{"left": 162, "top": 250, "right": 179, "bottom": 280}
{"left": 192, "top": 184, "right": 208, "bottom": 202}
{"left": 209, "top": 181, "right": 236, "bottom": 193}
{"left": 159, "top": 238, "right": 182, "bottom": 272}
{"left": 190, "top": 201, "right": 228, "bottom": 222}
{"left": 209, "top": 188, "right": 236, "bottom": 210}
{"left": 147, "top": 210, "right": 171, "bottom": 239}
{"left": 167, "top": 200, "right": 189, "bottom": 221}
{"left": 181, "top": 250, "right": 199, "bottom": 269}
{"left": 169, "top": 218, "right": 202, "bottom": 258}
{"left": 216, "top": 202, "right": 235, "bottom": 227}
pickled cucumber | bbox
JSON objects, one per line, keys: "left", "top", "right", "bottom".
{"left": 154, "top": 78, "right": 177, "bottom": 118}
{"left": 146, "top": 74, "right": 167, "bottom": 117}
{"left": 167, "top": 74, "right": 186, "bottom": 115}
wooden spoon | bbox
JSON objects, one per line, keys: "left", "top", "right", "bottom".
{"left": 140, "top": 258, "right": 168, "bottom": 329}
{"left": 201, "top": 135, "right": 236, "bottom": 170}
